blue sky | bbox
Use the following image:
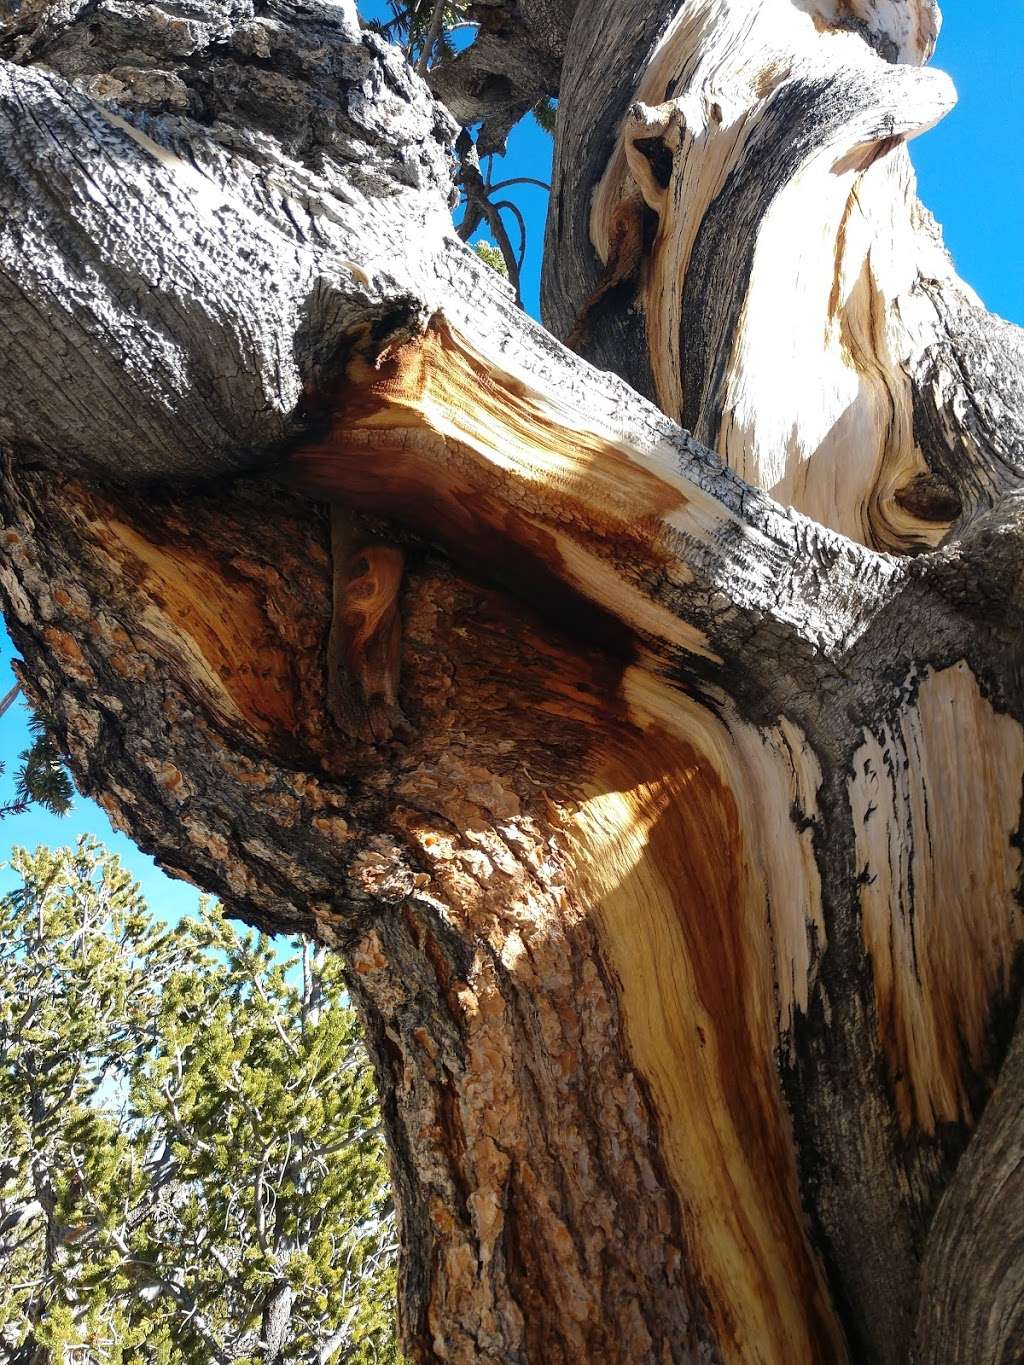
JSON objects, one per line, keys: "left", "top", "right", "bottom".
{"left": 1, "top": 0, "right": 1019, "bottom": 924}
{"left": 0, "top": 655, "right": 206, "bottom": 919}
{"left": 913, "top": 4, "right": 1023, "bottom": 324}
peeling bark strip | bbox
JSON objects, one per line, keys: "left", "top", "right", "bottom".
{"left": 1, "top": 0, "right": 1024, "bottom": 1361}
{"left": 571, "top": 690, "right": 843, "bottom": 1364}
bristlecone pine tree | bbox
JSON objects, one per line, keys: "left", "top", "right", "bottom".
{"left": 0, "top": 1, "right": 1021, "bottom": 1361}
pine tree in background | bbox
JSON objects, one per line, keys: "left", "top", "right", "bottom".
{"left": 363, "top": 1, "right": 468, "bottom": 70}
{"left": 472, "top": 241, "right": 508, "bottom": 279}
{"left": 0, "top": 841, "right": 399, "bottom": 1364}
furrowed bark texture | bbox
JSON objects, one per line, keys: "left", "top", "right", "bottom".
{"left": 1, "top": 1, "right": 1022, "bottom": 1362}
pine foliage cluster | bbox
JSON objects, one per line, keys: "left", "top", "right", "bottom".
{"left": 473, "top": 240, "right": 508, "bottom": 278}
{"left": 364, "top": 0, "right": 469, "bottom": 68}
{"left": 0, "top": 711, "right": 73, "bottom": 819}
{"left": 0, "top": 840, "right": 400, "bottom": 1364}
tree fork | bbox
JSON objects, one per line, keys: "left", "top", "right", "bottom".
{"left": 1, "top": 1, "right": 1023, "bottom": 1361}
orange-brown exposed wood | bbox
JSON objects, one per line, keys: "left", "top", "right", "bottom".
{"left": 327, "top": 505, "right": 407, "bottom": 743}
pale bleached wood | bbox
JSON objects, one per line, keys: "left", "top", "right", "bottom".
{"left": 549, "top": 0, "right": 1024, "bottom": 554}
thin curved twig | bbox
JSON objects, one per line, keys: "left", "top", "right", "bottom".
{"left": 479, "top": 198, "right": 522, "bottom": 305}
{"left": 493, "top": 200, "right": 528, "bottom": 271}
{"left": 0, "top": 682, "right": 21, "bottom": 719}
{"left": 488, "top": 177, "right": 552, "bottom": 193}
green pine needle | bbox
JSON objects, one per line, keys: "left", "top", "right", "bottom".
{"left": 474, "top": 239, "right": 509, "bottom": 278}
{"left": 533, "top": 98, "right": 558, "bottom": 134}
{"left": 16, "top": 731, "right": 73, "bottom": 816}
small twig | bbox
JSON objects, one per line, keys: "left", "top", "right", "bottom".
{"left": 480, "top": 199, "right": 522, "bottom": 305}
{"left": 402, "top": 0, "right": 425, "bottom": 59}
{"left": 488, "top": 176, "right": 552, "bottom": 193}
{"left": 494, "top": 199, "right": 528, "bottom": 270}
{"left": 414, "top": 0, "right": 447, "bottom": 75}
{"left": 454, "top": 131, "right": 523, "bottom": 306}
{"left": 0, "top": 682, "right": 21, "bottom": 719}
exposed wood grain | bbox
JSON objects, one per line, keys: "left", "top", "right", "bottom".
{"left": 549, "top": 0, "right": 1024, "bottom": 557}
{"left": 288, "top": 317, "right": 906, "bottom": 685}
{"left": 850, "top": 662, "right": 1024, "bottom": 1133}
{"left": 914, "top": 997, "right": 1024, "bottom": 1364}
{"left": 573, "top": 680, "right": 843, "bottom": 1363}
{"left": 327, "top": 506, "right": 406, "bottom": 743}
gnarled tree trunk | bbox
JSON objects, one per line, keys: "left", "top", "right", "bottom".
{"left": 0, "top": 0, "right": 1021, "bottom": 1360}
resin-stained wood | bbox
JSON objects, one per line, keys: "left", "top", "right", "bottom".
{"left": 573, "top": 679, "right": 841, "bottom": 1363}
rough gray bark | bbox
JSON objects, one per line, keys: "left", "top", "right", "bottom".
{"left": 427, "top": 0, "right": 576, "bottom": 152}
{"left": 0, "top": 1, "right": 1022, "bottom": 1362}
{"left": 913, "top": 999, "right": 1024, "bottom": 1364}
{"left": 0, "top": 0, "right": 452, "bottom": 479}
